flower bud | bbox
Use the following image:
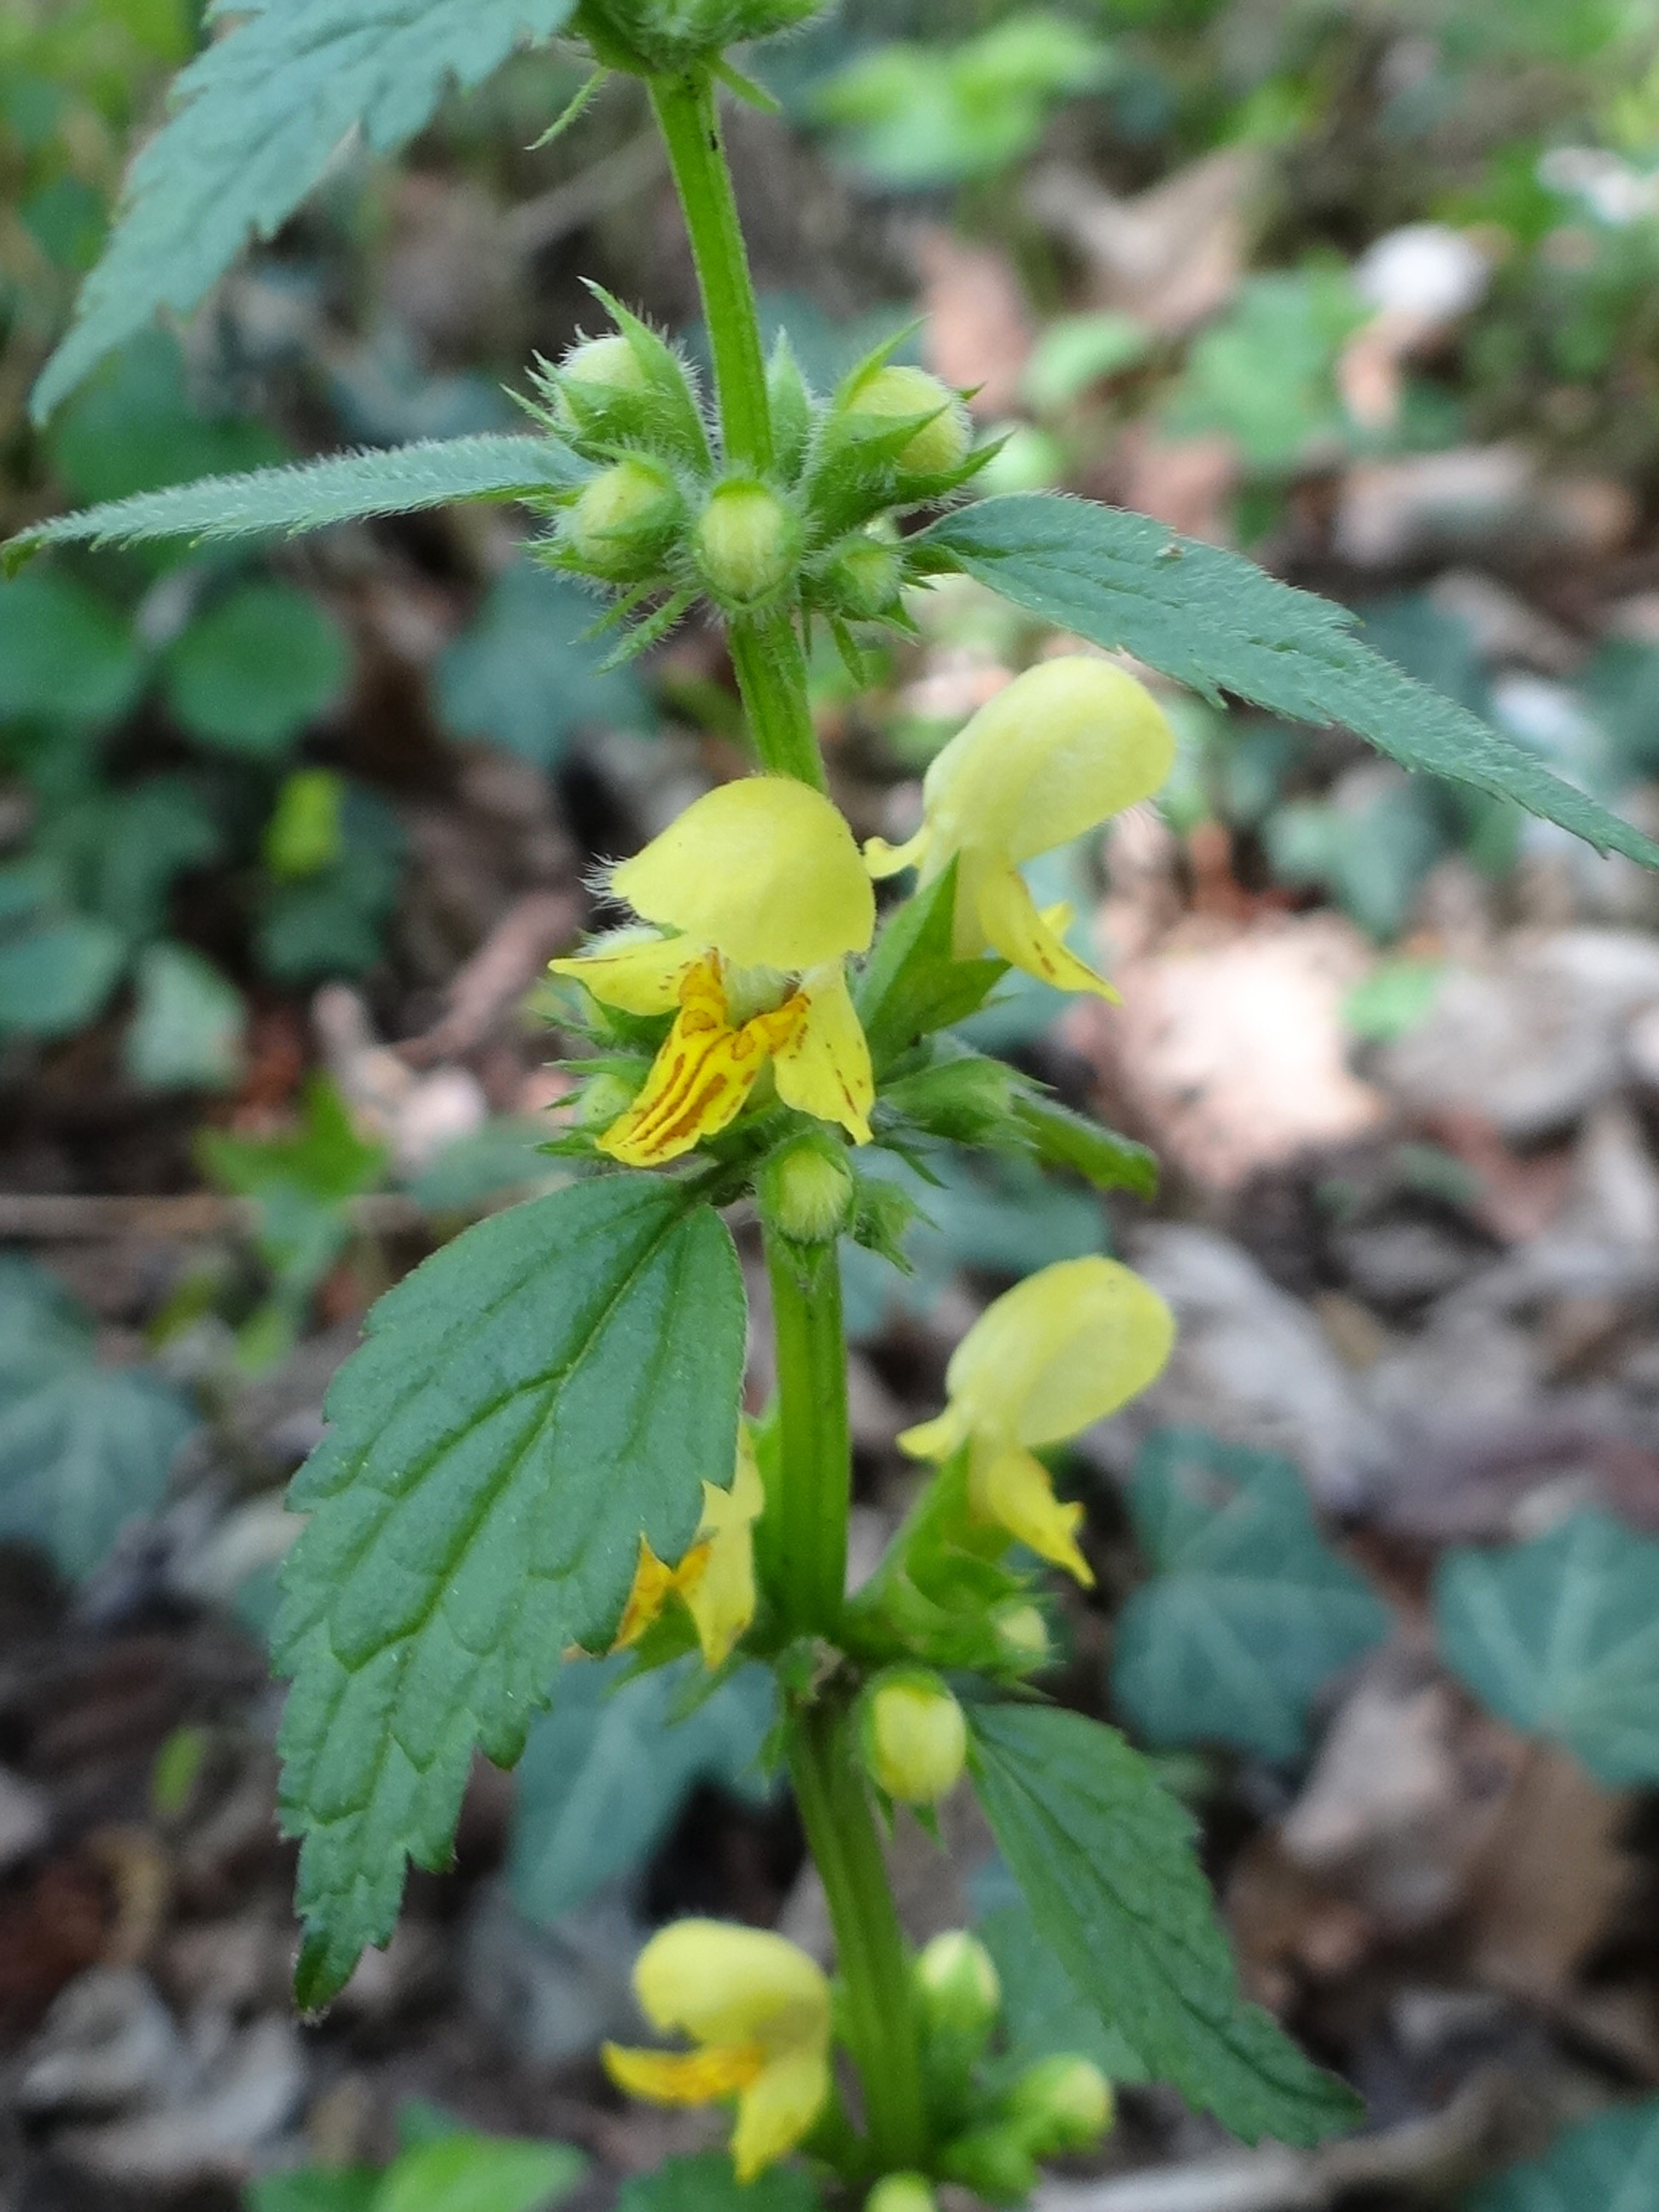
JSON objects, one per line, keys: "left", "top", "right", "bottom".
{"left": 879, "top": 1051, "right": 1017, "bottom": 1145}
{"left": 563, "top": 457, "right": 684, "bottom": 582}
{"left": 693, "top": 480, "right": 801, "bottom": 609}
{"left": 757, "top": 1136, "right": 854, "bottom": 1247}
{"left": 916, "top": 1930, "right": 1001, "bottom": 2041}
{"left": 576, "top": 0, "right": 825, "bottom": 73}
{"left": 1005, "top": 2056, "right": 1115, "bottom": 2156}
{"left": 845, "top": 366, "right": 972, "bottom": 478}
{"left": 859, "top": 1668, "right": 967, "bottom": 1805}
{"left": 992, "top": 1602, "right": 1051, "bottom": 1671}
{"left": 560, "top": 333, "right": 649, "bottom": 420}
{"left": 865, "top": 2174, "right": 935, "bottom": 2212}
{"left": 818, "top": 534, "right": 903, "bottom": 620}
{"left": 940, "top": 2128, "right": 1037, "bottom": 2205}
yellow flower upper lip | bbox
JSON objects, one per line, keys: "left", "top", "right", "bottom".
{"left": 614, "top": 776, "right": 875, "bottom": 973}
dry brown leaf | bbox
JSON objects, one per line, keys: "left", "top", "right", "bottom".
{"left": 1024, "top": 148, "right": 1260, "bottom": 334}
{"left": 913, "top": 224, "right": 1033, "bottom": 417}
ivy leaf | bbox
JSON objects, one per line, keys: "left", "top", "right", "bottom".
{"left": 921, "top": 495, "right": 1659, "bottom": 872}
{"left": 375, "top": 2131, "right": 585, "bottom": 2212}
{"left": 0, "top": 1258, "right": 198, "bottom": 1580}
{"left": 1469, "top": 2098, "right": 1659, "bottom": 2212}
{"left": 32, "top": 0, "right": 580, "bottom": 422}
{"left": 3, "top": 436, "right": 584, "bottom": 573}
{"left": 510, "top": 1656, "right": 775, "bottom": 1924}
{"left": 274, "top": 1177, "right": 747, "bottom": 2009}
{"left": 0, "top": 914, "right": 128, "bottom": 1040}
{"left": 163, "top": 582, "right": 351, "bottom": 758}
{"left": 1112, "top": 1429, "right": 1390, "bottom": 1761}
{"left": 1435, "top": 1509, "right": 1659, "bottom": 1785}
{"left": 436, "top": 562, "right": 654, "bottom": 766}
{"left": 968, "top": 1703, "right": 1363, "bottom": 2147}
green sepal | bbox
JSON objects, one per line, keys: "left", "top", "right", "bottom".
{"left": 1013, "top": 1094, "right": 1158, "bottom": 1199}
{"left": 855, "top": 863, "right": 1006, "bottom": 1073}
{"left": 877, "top": 1039, "right": 1021, "bottom": 1147}
{"left": 767, "top": 332, "right": 815, "bottom": 484}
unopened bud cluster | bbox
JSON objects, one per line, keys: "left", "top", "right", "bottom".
{"left": 899, "top": 1929, "right": 1115, "bottom": 2204}
{"left": 528, "top": 312, "right": 988, "bottom": 657}
{"left": 573, "top": 0, "right": 824, "bottom": 73}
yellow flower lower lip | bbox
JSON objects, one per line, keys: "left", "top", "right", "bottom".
{"left": 592, "top": 952, "right": 874, "bottom": 1167}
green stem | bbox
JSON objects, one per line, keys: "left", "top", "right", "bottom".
{"left": 649, "top": 67, "right": 771, "bottom": 474}
{"left": 764, "top": 1228, "right": 850, "bottom": 1639}
{"left": 790, "top": 1703, "right": 929, "bottom": 2174}
{"left": 649, "top": 68, "right": 824, "bottom": 789}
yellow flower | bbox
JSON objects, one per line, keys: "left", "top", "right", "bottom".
{"left": 604, "top": 1921, "right": 832, "bottom": 2180}
{"left": 898, "top": 1257, "right": 1174, "bottom": 1585}
{"left": 865, "top": 657, "right": 1175, "bottom": 1000}
{"left": 552, "top": 777, "right": 877, "bottom": 1165}
{"left": 614, "top": 1428, "right": 765, "bottom": 1669}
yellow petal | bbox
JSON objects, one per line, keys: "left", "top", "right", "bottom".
{"left": 895, "top": 1403, "right": 971, "bottom": 1464}
{"left": 680, "top": 1430, "right": 765, "bottom": 1669}
{"left": 945, "top": 1257, "right": 1175, "bottom": 1449}
{"left": 603, "top": 2040, "right": 765, "bottom": 2107}
{"left": 612, "top": 1537, "right": 681, "bottom": 1650}
{"left": 613, "top": 778, "right": 876, "bottom": 973}
{"left": 770, "top": 964, "right": 875, "bottom": 1144}
{"left": 864, "top": 824, "right": 932, "bottom": 881}
{"left": 958, "top": 854, "right": 1120, "bottom": 1000}
{"left": 923, "top": 658, "right": 1175, "bottom": 867}
{"left": 548, "top": 929, "right": 700, "bottom": 1016}
{"left": 971, "top": 1439, "right": 1094, "bottom": 1587}
{"left": 732, "top": 2048, "right": 832, "bottom": 2181}
{"left": 633, "top": 1920, "right": 832, "bottom": 2052}
{"left": 598, "top": 958, "right": 771, "bottom": 1167}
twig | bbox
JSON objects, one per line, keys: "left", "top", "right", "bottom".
{"left": 399, "top": 887, "right": 581, "bottom": 1066}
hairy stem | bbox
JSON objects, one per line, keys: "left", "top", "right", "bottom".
{"left": 763, "top": 1228, "right": 850, "bottom": 1638}
{"left": 790, "top": 1701, "right": 930, "bottom": 2173}
{"left": 649, "top": 67, "right": 824, "bottom": 789}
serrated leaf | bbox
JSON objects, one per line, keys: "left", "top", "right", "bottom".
{"left": 274, "top": 1177, "right": 747, "bottom": 2008}
{"left": 617, "top": 2153, "right": 823, "bottom": 2212}
{"left": 1469, "top": 2098, "right": 1659, "bottom": 2212}
{"left": 0, "top": 1257, "right": 198, "bottom": 1580}
{"left": 32, "top": 0, "right": 580, "bottom": 422}
{"left": 1112, "top": 1429, "right": 1389, "bottom": 1762}
{"left": 922, "top": 495, "right": 1659, "bottom": 871}
{"left": 1435, "top": 1509, "right": 1659, "bottom": 1784}
{"left": 968, "top": 1703, "right": 1363, "bottom": 2146}
{"left": 5, "top": 436, "right": 584, "bottom": 572}
{"left": 969, "top": 1862, "right": 1147, "bottom": 2085}
{"left": 509, "top": 1655, "right": 775, "bottom": 1924}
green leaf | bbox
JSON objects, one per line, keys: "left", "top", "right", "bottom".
{"left": 5, "top": 436, "right": 584, "bottom": 572}
{"left": 250, "top": 2171, "right": 378, "bottom": 2212}
{"left": 46, "top": 330, "right": 287, "bottom": 509}
{"left": 163, "top": 582, "right": 351, "bottom": 757}
{"left": 855, "top": 863, "right": 1006, "bottom": 1074}
{"left": 968, "top": 1703, "right": 1363, "bottom": 2146}
{"left": 201, "top": 1074, "right": 387, "bottom": 1304}
{"left": 0, "top": 914, "right": 128, "bottom": 1039}
{"left": 1435, "top": 1509, "right": 1659, "bottom": 1785}
{"left": 509, "top": 1656, "right": 775, "bottom": 1924}
{"left": 31, "top": 1, "right": 581, "bottom": 422}
{"left": 41, "top": 775, "right": 224, "bottom": 942}
{"left": 0, "top": 571, "right": 143, "bottom": 728}
{"left": 0, "top": 1256, "right": 198, "bottom": 1580}
{"left": 274, "top": 1177, "right": 748, "bottom": 2008}
{"left": 375, "top": 2132, "right": 585, "bottom": 2212}
{"left": 970, "top": 1863, "right": 1147, "bottom": 2085}
{"left": 1468, "top": 2099, "right": 1659, "bottom": 2212}
{"left": 257, "top": 783, "right": 405, "bottom": 983}
{"left": 617, "top": 2154, "right": 823, "bottom": 2212}
{"left": 125, "top": 941, "right": 246, "bottom": 1091}
{"left": 1112, "top": 1429, "right": 1390, "bottom": 1762}
{"left": 436, "top": 562, "right": 654, "bottom": 766}
{"left": 1013, "top": 1095, "right": 1158, "bottom": 1199}
{"left": 1161, "top": 270, "right": 1362, "bottom": 474}
{"left": 921, "top": 495, "right": 1659, "bottom": 872}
